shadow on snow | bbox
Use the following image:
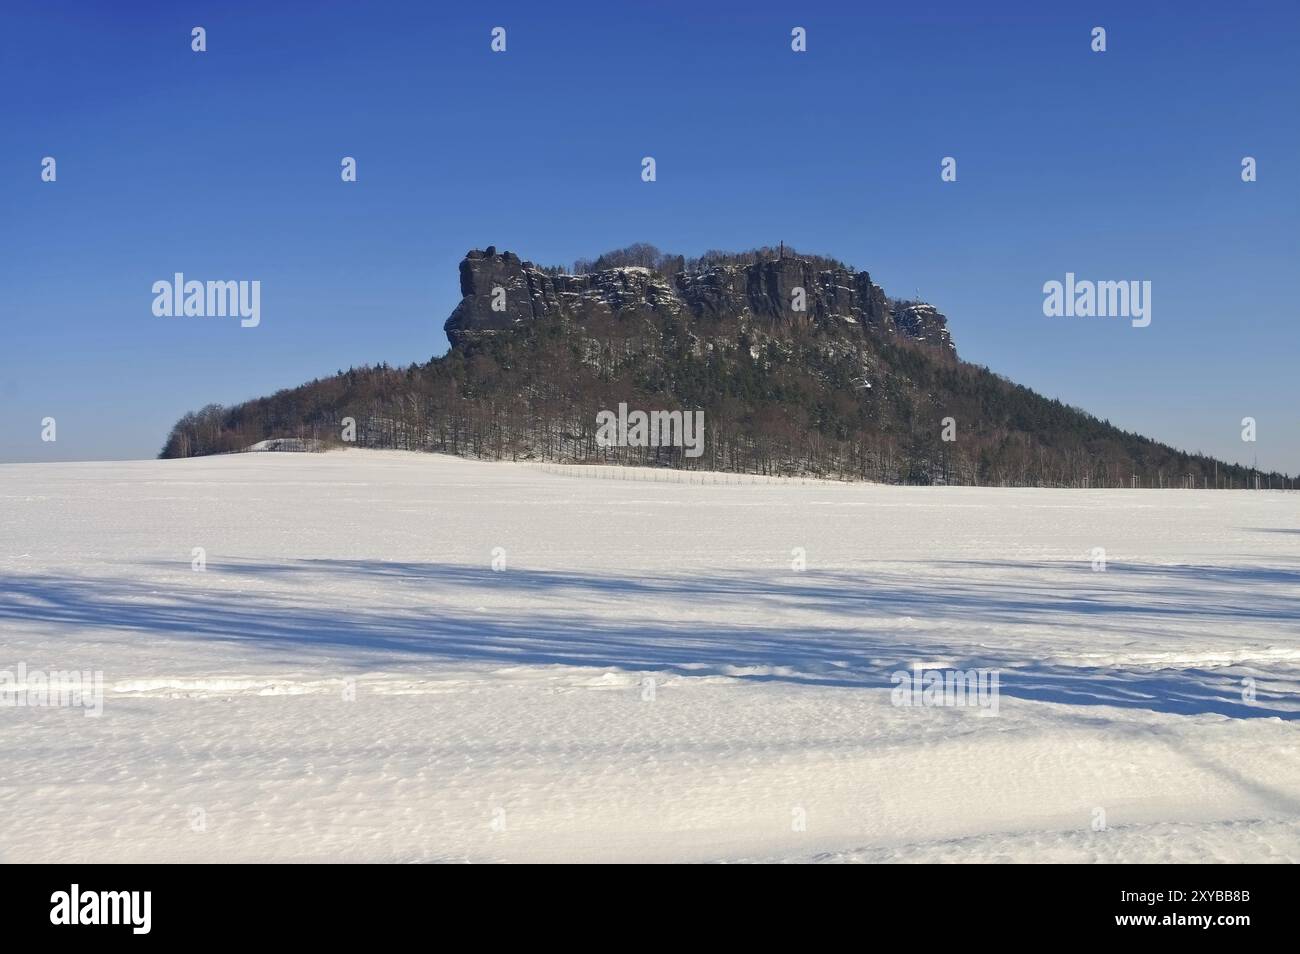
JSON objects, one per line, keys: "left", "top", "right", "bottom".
{"left": 1, "top": 557, "right": 1297, "bottom": 721}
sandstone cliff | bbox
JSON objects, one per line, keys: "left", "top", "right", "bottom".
{"left": 444, "top": 246, "right": 954, "bottom": 355}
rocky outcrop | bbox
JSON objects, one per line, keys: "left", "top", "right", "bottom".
{"left": 444, "top": 246, "right": 953, "bottom": 354}
{"left": 890, "top": 302, "right": 955, "bottom": 354}
{"left": 164, "top": 244, "right": 1277, "bottom": 493}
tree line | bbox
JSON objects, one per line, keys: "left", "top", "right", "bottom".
{"left": 161, "top": 310, "right": 1290, "bottom": 490}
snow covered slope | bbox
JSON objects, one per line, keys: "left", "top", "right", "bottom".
{"left": 1, "top": 450, "right": 1297, "bottom": 862}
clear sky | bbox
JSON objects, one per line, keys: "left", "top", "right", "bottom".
{"left": 2, "top": 1, "right": 1297, "bottom": 470}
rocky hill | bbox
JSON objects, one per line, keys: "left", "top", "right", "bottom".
{"left": 446, "top": 246, "right": 954, "bottom": 355}
{"left": 160, "top": 245, "right": 1282, "bottom": 489}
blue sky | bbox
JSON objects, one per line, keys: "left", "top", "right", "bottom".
{"left": 2, "top": 1, "right": 1297, "bottom": 470}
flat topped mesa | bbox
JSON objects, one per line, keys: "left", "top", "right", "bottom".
{"left": 443, "top": 247, "right": 953, "bottom": 355}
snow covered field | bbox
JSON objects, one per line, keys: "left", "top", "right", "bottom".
{"left": 1, "top": 449, "right": 1297, "bottom": 863}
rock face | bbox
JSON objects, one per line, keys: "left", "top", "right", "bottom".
{"left": 890, "top": 302, "right": 955, "bottom": 353}
{"left": 444, "top": 247, "right": 955, "bottom": 355}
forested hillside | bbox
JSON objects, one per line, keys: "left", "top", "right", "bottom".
{"left": 161, "top": 246, "right": 1286, "bottom": 489}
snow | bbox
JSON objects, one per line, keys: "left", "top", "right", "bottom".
{"left": 1, "top": 449, "right": 1297, "bottom": 863}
